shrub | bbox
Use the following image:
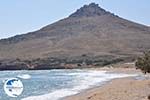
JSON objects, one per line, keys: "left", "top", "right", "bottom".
{"left": 135, "top": 51, "right": 150, "bottom": 74}
{"left": 148, "top": 94, "right": 150, "bottom": 100}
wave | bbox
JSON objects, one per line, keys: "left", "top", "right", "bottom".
{"left": 22, "top": 89, "right": 77, "bottom": 100}
{"left": 21, "top": 70, "right": 137, "bottom": 100}
{"left": 17, "top": 74, "right": 31, "bottom": 79}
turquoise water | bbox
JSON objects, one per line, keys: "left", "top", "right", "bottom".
{"left": 0, "top": 69, "right": 136, "bottom": 100}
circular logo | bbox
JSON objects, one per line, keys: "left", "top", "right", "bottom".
{"left": 4, "top": 78, "right": 23, "bottom": 97}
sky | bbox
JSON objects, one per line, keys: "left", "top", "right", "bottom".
{"left": 0, "top": 0, "right": 150, "bottom": 39}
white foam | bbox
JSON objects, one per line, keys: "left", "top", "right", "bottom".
{"left": 22, "top": 70, "right": 137, "bottom": 100}
{"left": 17, "top": 74, "right": 31, "bottom": 79}
{"left": 22, "top": 89, "right": 77, "bottom": 100}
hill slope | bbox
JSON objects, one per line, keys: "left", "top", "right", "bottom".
{"left": 0, "top": 3, "right": 150, "bottom": 70}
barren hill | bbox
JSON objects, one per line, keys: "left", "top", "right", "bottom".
{"left": 0, "top": 3, "right": 150, "bottom": 70}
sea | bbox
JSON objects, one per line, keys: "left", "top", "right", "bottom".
{"left": 0, "top": 69, "right": 137, "bottom": 100}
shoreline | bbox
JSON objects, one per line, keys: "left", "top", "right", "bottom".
{"left": 20, "top": 67, "right": 139, "bottom": 100}
{"left": 64, "top": 68, "right": 150, "bottom": 100}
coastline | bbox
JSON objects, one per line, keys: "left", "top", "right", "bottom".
{"left": 64, "top": 68, "right": 150, "bottom": 100}
{"left": 20, "top": 67, "right": 139, "bottom": 100}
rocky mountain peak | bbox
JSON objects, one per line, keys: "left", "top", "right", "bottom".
{"left": 69, "top": 3, "right": 110, "bottom": 17}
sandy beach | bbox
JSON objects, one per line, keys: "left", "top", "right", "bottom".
{"left": 64, "top": 67, "right": 150, "bottom": 100}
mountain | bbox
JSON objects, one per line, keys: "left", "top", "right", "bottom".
{"left": 0, "top": 3, "right": 150, "bottom": 70}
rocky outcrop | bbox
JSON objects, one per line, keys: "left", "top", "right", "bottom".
{"left": 69, "top": 3, "right": 111, "bottom": 17}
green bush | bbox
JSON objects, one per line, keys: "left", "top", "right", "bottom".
{"left": 135, "top": 51, "right": 150, "bottom": 74}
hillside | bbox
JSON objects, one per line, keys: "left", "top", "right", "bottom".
{"left": 0, "top": 3, "right": 150, "bottom": 70}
